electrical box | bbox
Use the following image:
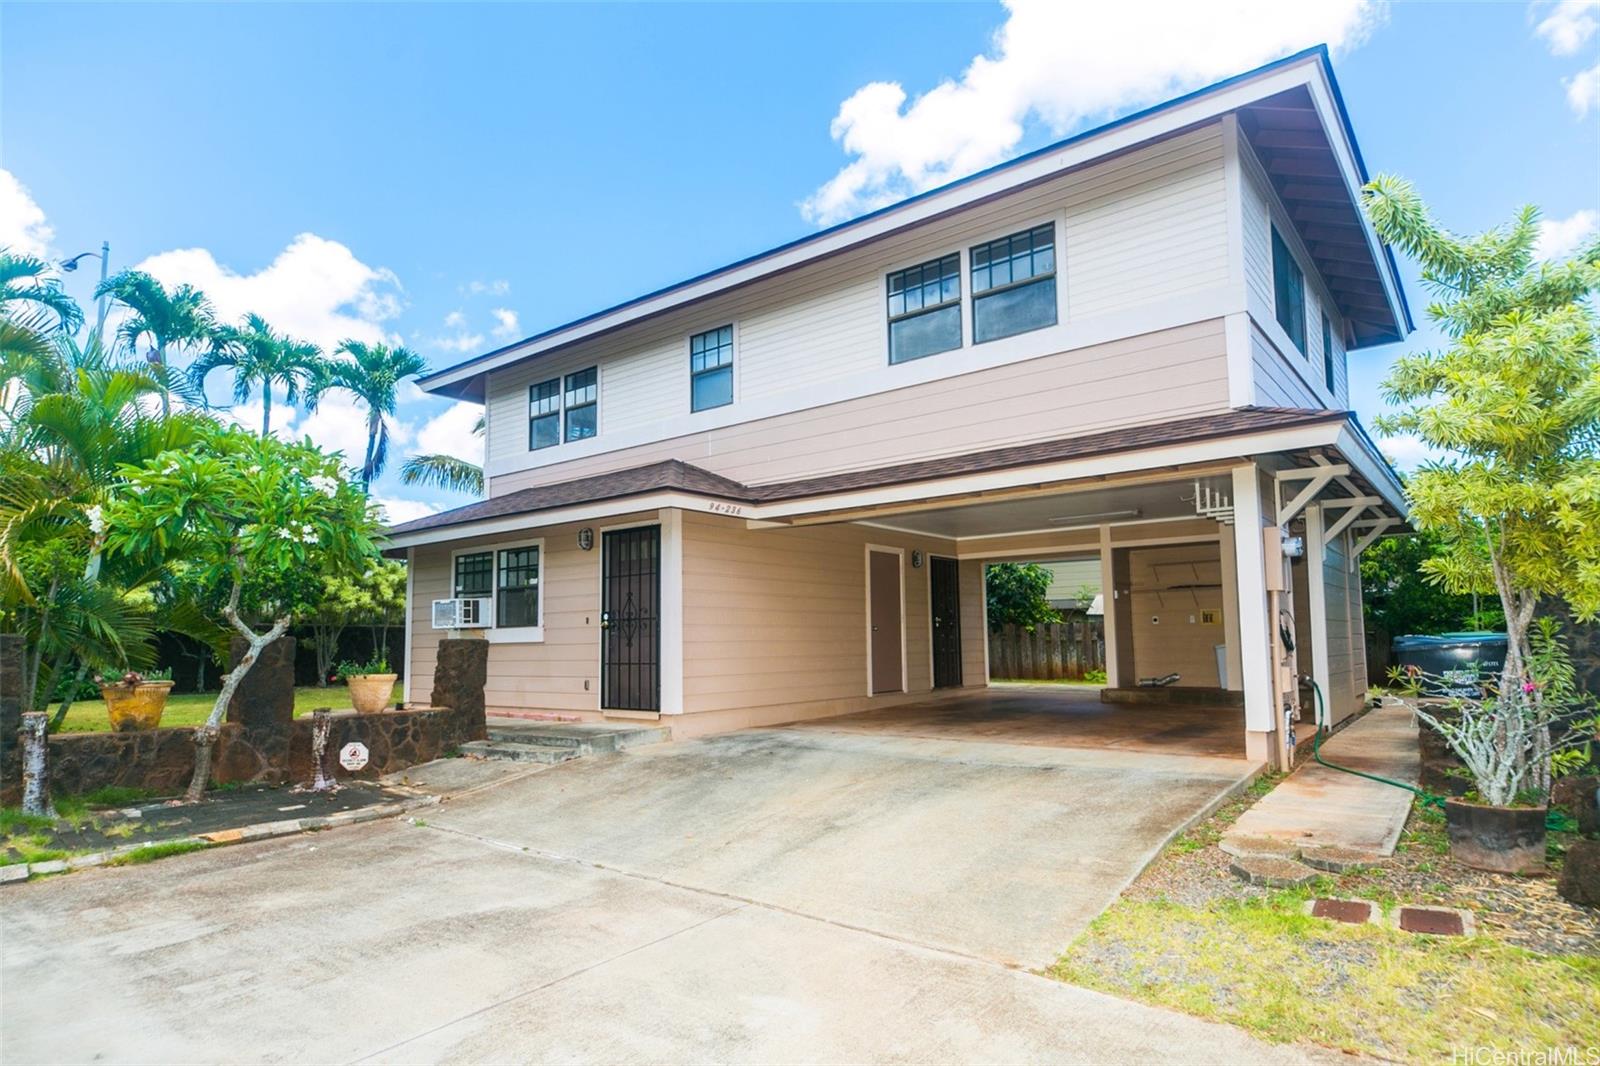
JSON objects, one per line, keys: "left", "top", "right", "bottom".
{"left": 1263, "top": 527, "right": 1288, "bottom": 591}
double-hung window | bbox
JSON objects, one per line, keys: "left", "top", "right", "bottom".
{"left": 886, "top": 254, "right": 961, "bottom": 364}
{"left": 970, "top": 224, "right": 1057, "bottom": 343}
{"left": 690, "top": 325, "right": 734, "bottom": 411}
{"left": 529, "top": 378, "right": 560, "bottom": 450}
{"left": 451, "top": 542, "right": 542, "bottom": 637}
{"left": 1272, "top": 226, "right": 1307, "bottom": 355}
{"left": 1322, "top": 314, "right": 1336, "bottom": 394}
{"left": 563, "top": 368, "right": 598, "bottom": 442}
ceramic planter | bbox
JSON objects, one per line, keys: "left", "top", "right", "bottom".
{"left": 346, "top": 673, "right": 398, "bottom": 714}
{"left": 1443, "top": 798, "right": 1547, "bottom": 874}
{"left": 101, "top": 680, "right": 175, "bottom": 732}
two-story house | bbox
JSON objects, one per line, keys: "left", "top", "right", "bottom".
{"left": 386, "top": 46, "right": 1411, "bottom": 770}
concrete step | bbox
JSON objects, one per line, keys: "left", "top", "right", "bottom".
{"left": 457, "top": 740, "right": 582, "bottom": 765}
{"left": 485, "top": 723, "right": 669, "bottom": 755}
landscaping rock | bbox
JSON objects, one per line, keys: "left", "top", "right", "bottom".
{"left": 0, "top": 864, "right": 29, "bottom": 884}
{"left": 228, "top": 634, "right": 296, "bottom": 733}
{"left": 28, "top": 859, "right": 67, "bottom": 875}
{"left": 1557, "top": 838, "right": 1600, "bottom": 908}
{"left": 1229, "top": 855, "right": 1318, "bottom": 887}
{"left": 1551, "top": 775, "right": 1600, "bottom": 838}
{"left": 1301, "top": 845, "right": 1382, "bottom": 873}
{"left": 1218, "top": 834, "right": 1301, "bottom": 861}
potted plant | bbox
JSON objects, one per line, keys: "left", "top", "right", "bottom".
{"left": 1393, "top": 620, "right": 1598, "bottom": 874}
{"left": 338, "top": 655, "right": 396, "bottom": 714}
{"left": 98, "top": 669, "right": 175, "bottom": 731}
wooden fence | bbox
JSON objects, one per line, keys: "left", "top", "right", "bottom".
{"left": 988, "top": 620, "right": 1106, "bottom": 680}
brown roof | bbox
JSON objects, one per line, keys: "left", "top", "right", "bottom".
{"left": 386, "top": 407, "right": 1348, "bottom": 538}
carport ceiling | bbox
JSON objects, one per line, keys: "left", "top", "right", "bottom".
{"left": 864, "top": 479, "right": 1227, "bottom": 539}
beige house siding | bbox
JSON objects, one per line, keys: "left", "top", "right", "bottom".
{"left": 485, "top": 124, "right": 1233, "bottom": 488}
{"left": 1239, "top": 136, "right": 1350, "bottom": 410}
{"left": 680, "top": 511, "right": 984, "bottom": 718}
{"left": 493, "top": 318, "right": 1231, "bottom": 494}
{"left": 1320, "top": 526, "right": 1367, "bottom": 723}
{"left": 407, "top": 511, "right": 658, "bottom": 715}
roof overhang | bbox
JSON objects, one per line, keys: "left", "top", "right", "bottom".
{"left": 418, "top": 46, "right": 1409, "bottom": 403}
{"left": 382, "top": 409, "right": 1408, "bottom": 551}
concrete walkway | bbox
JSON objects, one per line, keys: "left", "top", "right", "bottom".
{"left": 1225, "top": 705, "right": 1419, "bottom": 857}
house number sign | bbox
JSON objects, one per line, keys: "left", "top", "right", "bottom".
{"left": 339, "top": 742, "right": 370, "bottom": 772}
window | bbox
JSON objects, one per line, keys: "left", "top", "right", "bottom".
{"left": 971, "top": 224, "right": 1057, "bottom": 343}
{"left": 450, "top": 543, "right": 542, "bottom": 635}
{"left": 496, "top": 545, "right": 540, "bottom": 628}
{"left": 453, "top": 551, "right": 492, "bottom": 626}
{"left": 1272, "top": 226, "right": 1306, "bottom": 354}
{"left": 1322, "top": 314, "right": 1336, "bottom": 394}
{"left": 563, "top": 368, "right": 598, "bottom": 442}
{"left": 886, "top": 254, "right": 962, "bottom": 364}
{"left": 690, "top": 325, "right": 734, "bottom": 411}
{"left": 529, "top": 378, "right": 560, "bottom": 450}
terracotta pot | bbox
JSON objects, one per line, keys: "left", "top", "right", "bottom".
{"left": 346, "top": 674, "right": 397, "bottom": 714}
{"left": 101, "top": 680, "right": 175, "bottom": 731}
{"left": 1444, "top": 798, "right": 1547, "bottom": 875}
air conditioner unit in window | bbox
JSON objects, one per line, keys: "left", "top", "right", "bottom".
{"left": 432, "top": 597, "right": 490, "bottom": 630}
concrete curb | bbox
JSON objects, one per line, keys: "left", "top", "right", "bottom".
{"left": 1, "top": 794, "right": 440, "bottom": 885}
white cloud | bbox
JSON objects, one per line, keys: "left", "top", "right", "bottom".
{"left": 443, "top": 309, "right": 466, "bottom": 328}
{"left": 1565, "top": 62, "right": 1600, "bottom": 116}
{"left": 416, "top": 401, "right": 484, "bottom": 465}
{"left": 0, "top": 169, "right": 54, "bottom": 258}
{"left": 135, "top": 233, "right": 403, "bottom": 354}
{"left": 801, "top": 0, "right": 1385, "bottom": 224}
{"left": 490, "top": 308, "right": 520, "bottom": 339}
{"left": 461, "top": 279, "right": 510, "bottom": 296}
{"left": 1535, "top": 208, "right": 1598, "bottom": 259}
{"left": 1536, "top": 0, "right": 1600, "bottom": 54}
{"left": 372, "top": 496, "right": 439, "bottom": 524}
{"left": 222, "top": 391, "right": 413, "bottom": 472}
{"left": 1379, "top": 434, "right": 1449, "bottom": 472}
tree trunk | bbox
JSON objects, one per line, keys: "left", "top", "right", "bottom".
{"left": 311, "top": 622, "right": 342, "bottom": 688}
{"left": 20, "top": 712, "right": 55, "bottom": 817}
{"left": 48, "top": 663, "right": 90, "bottom": 731}
{"left": 261, "top": 382, "right": 273, "bottom": 438}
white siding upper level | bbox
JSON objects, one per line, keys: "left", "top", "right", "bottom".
{"left": 485, "top": 124, "right": 1241, "bottom": 485}
{"left": 476, "top": 117, "right": 1370, "bottom": 492}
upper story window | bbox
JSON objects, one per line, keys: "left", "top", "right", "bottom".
{"left": 1322, "top": 314, "right": 1336, "bottom": 394}
{"left": 529, "top": 378, "right": 561, "bottom": 450}
{"left": 452, "top": 543, "right": 542, "bottom": 634}
{"left": 1271, "top": 226, "right": 1306, "bottom": 355}
{"left": 887, "top": 254, "right": 961, "bottom": 364}
{"left": 971, "top": 224, "right": 1057, "bottom": 344}
{"left": 690, "top": 325, "right": 734, "bottom": 411}
{"left": 563, "top": 368, "right": 598, "bottom": 442}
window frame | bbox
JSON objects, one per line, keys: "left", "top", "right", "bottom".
{"left": 1321, "top": 313, "right": 1336, "bottom": 396}
{"left": 1271, "top": 224, "right": 1307, "bottom": 356}
{"left": 885, "top": 252, "right": 964, "bottom": 365}
{"left": 528, "top": 376, "right": 561, "bottom": 451}
{"left": 688, "top": 323, "right": 736, "bottom": 412}
{"left": 562, "top": 367, "right": 599, "bottom": 443}
{"left": 969, "top": 222, "right": 1059, "bottom": 345}
{"left": 449, "top": 537, "right": 545, "bottom": 642}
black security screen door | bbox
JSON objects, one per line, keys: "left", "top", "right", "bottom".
{"left": 601, "top": 525, "right": 661, "bottom": 711}
{"left": 931, "top": 556, "right": 963, "bottom": 688}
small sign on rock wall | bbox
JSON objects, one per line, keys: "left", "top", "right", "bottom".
{"left": 339, "top": 742, "right": 370, "bottom": 772}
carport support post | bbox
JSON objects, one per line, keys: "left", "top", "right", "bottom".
{"left": 1304, "top": 504, "right": 1333, "bottom": 729}
{"left": 1098, "top": 524, "right": 1119, "bottom": 688}
{"left": 1231, "top": 465, "right": 1280, "bottom": 766}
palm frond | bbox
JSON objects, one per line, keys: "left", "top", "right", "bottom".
{"left": 398, "top": 453, "right": 483, "bottom": 496}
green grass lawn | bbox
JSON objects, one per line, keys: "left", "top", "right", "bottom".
{"left": 55, "top": 684, "right": 407, "bottom": 734}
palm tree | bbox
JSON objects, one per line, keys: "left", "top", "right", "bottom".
{"left": 190, "top": 313, "right": 322, "bottom": 437}
{"left": 399, "top": 414, "right": 485, "bottom": 496}
{"left": 0, "top": 250, "right": 84, "bottom": 334}
{"left": 313, "top": 340, "right": 428, "bottom": 488}
{"left": 95, "top": 270, "right": 216, "bottom": 414}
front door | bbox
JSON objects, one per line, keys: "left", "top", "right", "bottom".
{"left": 930, "top": 556, "right": 963, "bottom": 688}
{"left": 601, "top": 525, "right": 660, "bottom": 712}
{"left": 868, "top": 549, "right": 903, "bottom": 694}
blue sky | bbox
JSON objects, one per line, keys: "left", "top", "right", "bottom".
{"left": 3, "top": 2, "right": 1597, "bottom": 520}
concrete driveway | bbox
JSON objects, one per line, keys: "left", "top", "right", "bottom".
{"left": 1, "top": 726, "right": 1314, "bottom": 1064}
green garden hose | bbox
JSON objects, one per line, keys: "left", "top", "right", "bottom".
{"left": 1306, "top": 678, "right": 1574, "bottom": 831}
{"left": 1306, "top": 677, "right": 1447, "bottom": 811}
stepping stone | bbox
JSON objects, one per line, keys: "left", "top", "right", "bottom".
{"left": 1303, "top": 897, "right": 1379, "bottom": 924}
{"left": 0, "top": 864, "right": 29, "bottom": 884}
{"left": 1229, "top": 855, "right": 1319, "bottom": 887}
{"left": 1301, "top": 845, "right": 1382, "bottom": 873}
{"left": 27, "top": 859, "right": 67, "bottom": 875}
{"left": 1219, "top": 834, "right": 1302, "bottom": 861}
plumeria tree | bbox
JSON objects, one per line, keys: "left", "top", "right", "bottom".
{"left": 1363, "top": 175, "right": 1600, "bottom": 804}
{"left": 104, "top": 427, "right": 382, "bottom": 800}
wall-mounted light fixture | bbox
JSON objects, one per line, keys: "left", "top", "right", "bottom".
{"left": 911, "top": 550, "right": 924, "bottom": 569}
{"left": 577, "top": 527, "right": 594, "bottom": 551}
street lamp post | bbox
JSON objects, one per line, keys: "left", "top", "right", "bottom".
{"left": 60, "top": 240, "right": 111, "bottom": 339}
